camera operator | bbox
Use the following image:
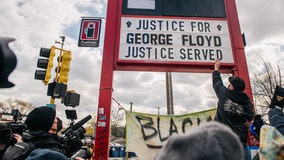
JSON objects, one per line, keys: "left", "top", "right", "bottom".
{"left": 3, "top": 106, "right": 85, "bottom": 160}
{"left": 23, "top": 106, "right": 66, "bottom": 154}
{"left": 0, "top": 122, "right": 22, "bottom": 159}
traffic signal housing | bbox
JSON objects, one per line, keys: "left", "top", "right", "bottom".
{"left": 57, "top": 51, "right": 72, "bottom": 84}
{"left": 47, "top": 82, "right": 67, "bottom": 99}
{"left": 34, "top": 46, "right": 56, "bottom": 85}
{"left": 63, "top": 90, "right": 80, "bottom": 107}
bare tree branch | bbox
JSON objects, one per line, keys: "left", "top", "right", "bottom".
{"left": 251, "top": 55, "right": 283, "bottom": 118}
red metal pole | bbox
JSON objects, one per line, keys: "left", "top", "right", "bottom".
{"left": 94, "top": 0, "right": 118, "bottom": 159}
{"left": 226, "top": 0, "right": 256, "bottom": 148}
{"left": 225, "top": 0, "right": 253, "bottom": 102}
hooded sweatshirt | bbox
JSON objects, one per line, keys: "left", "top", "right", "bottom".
{"left": 212, "top": 70, "right": 254, "bottom": 143}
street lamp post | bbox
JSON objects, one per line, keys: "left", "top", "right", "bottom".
{"left": 155, "top": 106, "right": 160, "bottom": 115}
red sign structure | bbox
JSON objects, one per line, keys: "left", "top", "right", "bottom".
{"left": 94, "top": 0, "right": 253, "bottom": 159}
{"left": 78, "top": 18, "right": 101, "bottom": 47}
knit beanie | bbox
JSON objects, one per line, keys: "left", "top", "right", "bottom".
{"left": 270, "top": 85, "right": 284, "bottom": 108}
{"left": 154, "top": 121, "right": 244, "bottom": 160}
{"left": 25, "top": 106, "right": 56, "bottom": 132}
{"left": 229, "top": 76, "right": 245, "bottom": 92}
{"left": 26, "top": 148, "right": 68, "bottom": 160}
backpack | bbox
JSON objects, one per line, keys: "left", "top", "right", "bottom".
{"left": 2, "top": 142, "right": 36, "bottom": 160}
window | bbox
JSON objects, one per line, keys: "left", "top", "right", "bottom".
{"left": 122, "top": 0, "right": 226, "bottom": 18}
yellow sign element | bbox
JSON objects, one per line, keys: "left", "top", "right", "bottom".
{"left": 43, "top": 46, "right": 56, "bottom": 85}
{"left": 58, "top": 51, "right": 72, "bottom": 84}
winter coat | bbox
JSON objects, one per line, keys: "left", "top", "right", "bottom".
{"left": 22, "top": 130, "right": 67, "bottom": 155}
{"left": 268, "top": 108, "right": 284, "bottom": 136}
{"left": 2, "top": 131, "right": 68, "bottom": 160}
{"left": 212, "top": 70, "right": 254, "bottom": 143}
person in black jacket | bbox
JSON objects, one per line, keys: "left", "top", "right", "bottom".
{"left": 0, "top": 123, "right": 13, "bottom": 159}
{"left": 0, "top": 123, "right": 22, "bottom": 159}
{"left": 22, "top": 106, "right": 67, "bottom": 155}
{"left": 212, "top": 59, "right": 255, "bottom": 160}
{"left": 3, "top": 106, "right": 84, "bottom": 160}
{"left": 268, "top": 85, "right": 284, "bottom": 136}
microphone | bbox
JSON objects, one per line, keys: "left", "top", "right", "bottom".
{"left": 62, "top": 115, "right": 92, "bottom": 135}
{"left": 71, "top": 115, "right": 92, "bottom": 130}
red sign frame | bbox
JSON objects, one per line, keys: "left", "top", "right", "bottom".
{"left": 94, "top": 0, "right": 253, "bottom": 159}
{"left": 113, "top": 0, "right": 238, "bottom": 73}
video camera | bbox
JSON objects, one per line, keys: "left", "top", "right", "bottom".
{"left": 6, "top": 109, "right": 26, "bottom": 135}
{"left": 60, "top": 110, "right": 92, "bottom": 159}
{"left": 1, "top": 109, "right": 26, "bottom": 145}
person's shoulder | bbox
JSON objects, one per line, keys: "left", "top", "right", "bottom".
{"left": 2, "top": 142, "right": 36, "bottom": 160}
{"left": 241, "top": 93, "right": 253, "bottom": 106}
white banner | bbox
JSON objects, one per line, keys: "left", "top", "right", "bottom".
{"left": 126, "top": 108, "right": 216, "bottom": 160}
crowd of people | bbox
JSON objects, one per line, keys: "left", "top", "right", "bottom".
{"left": 155, "top": 60, "right": 284, "bottom": 160}
{"left": 2, "top": 58, "right": 284, "bottom": 160}
{"left": 0, "top": 106, "right": 90, "bottom": 160}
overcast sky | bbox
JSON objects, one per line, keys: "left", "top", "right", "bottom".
{"left": 1, "top": 0, "right": 284, "bottom": 123}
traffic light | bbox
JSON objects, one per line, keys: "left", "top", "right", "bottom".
{"left": 47, "top": 82, "right": 67, "bottom": 99}
{"left": 58, "top": 51, "right": 72, "bottom": 84}
{"left": 34, "top": 46, "right": 56, "bottom": 85}
{"left": 63, "top": 90, "right": 80, "bottom": 107}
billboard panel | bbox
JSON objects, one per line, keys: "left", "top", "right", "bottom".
{"left": 119, "top": 17, "right": 233, "bottom": 63}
